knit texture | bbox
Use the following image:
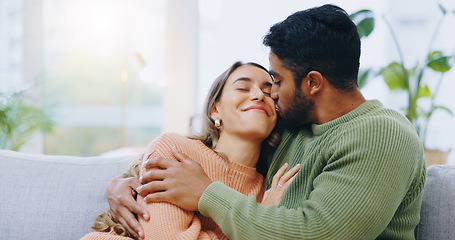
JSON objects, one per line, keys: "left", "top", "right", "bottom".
{"left": 81, "top": 133, "right": 264, "bottom": 240}
{"left": 199, "top": 100, "right": 426, "bottom": 240}
{"left": 81, "top": 230, "right": 133, "bottom": 240}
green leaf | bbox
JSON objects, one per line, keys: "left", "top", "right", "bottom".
{"left": 0, "top": 92, "right": 55, "bottom": 150}
{"left": 416, "top": 85, "right": 432, "bottom": 99}
{"left": 427, "top": 51, "right": 444, "bottom": 60}
{"left": 357, "top": 18, "right": 375, "bottom": 39}
{"left": 427, "top": 56, "right": 452, "bottom": 73}
{"left": 350, "top": 9, "right": 375, "bottom": 39}
{"left": 381, "top": 62, "right": 408, "bottom": 90}
{"left": 434, "top": 105, "right": 453, "bottom": 115}
{"left": 358, "top": 69, "right": 370, "bottom": 88}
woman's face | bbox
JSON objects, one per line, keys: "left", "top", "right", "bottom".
{"left": 212, "top": 65, "right": 277, "bottom": 142}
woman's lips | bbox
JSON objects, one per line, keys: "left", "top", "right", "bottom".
{"left": 243, "top": 106, "right": 269, "bottom": 116}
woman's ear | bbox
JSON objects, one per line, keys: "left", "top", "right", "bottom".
{"left": 210, "top": 102, "right": 220, "bottom": 120}
{"left": 302, "top": 71, "right": 324, "bottom": 95}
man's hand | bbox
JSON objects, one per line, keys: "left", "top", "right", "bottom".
{"left": 107, "top": 175, "right": 149, "bottom": 240}
{"left": 137, "top": 147, "right": 212, "bottom": 211}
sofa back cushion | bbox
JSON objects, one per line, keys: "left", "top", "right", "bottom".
{"left": 415, "top": 164, "right": 455, "bottom": 239}
{"left": 0, "top": 150, "right": 140, "bottom": 240}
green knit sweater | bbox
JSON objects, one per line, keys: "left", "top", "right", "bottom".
{"left": 199, "top": 100, "right": 426, "bottom": 240}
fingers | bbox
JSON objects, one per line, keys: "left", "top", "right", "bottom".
{"left": 137, "top": 180, "right": 168, "bottom": 197}
{"left": 142, "top": 156, "right": 177, "bottom": 170}
{"left": 280, "top": 163, "right": 301, "bottom": 186}
{"left": 143, "top": 191, "right": 169, "bottom": 203}
{"left": 116, "top": 210, "right": 143, "bottom": 240}
{"left": 261, "top": 163, "right": 301, "bottom": 206}
{"left": 271, "top": 163, "right": 289, "bottom": 186}
{"left": 140, "top": 168, "right": 167, "bottom": 184}
{"left": 126, "top": 197, "right": 150, "bottom": 221}
{"left": 126, "top": 176, "right": 142, "bottom": 192}
{"left": 272, "top": 163, "right": 301, "bottom": 188}
{"left": 171, "top": 147, "right": 190, "bottom": 163}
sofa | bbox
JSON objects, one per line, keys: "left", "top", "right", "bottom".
{"left": 0, "top": 149, "right": 454, "bottom": 240}
{"left": 0, "top": 150, "right": 140, "bottom": 240}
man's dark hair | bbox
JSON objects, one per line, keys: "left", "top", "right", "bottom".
{"left": 263, "top": 4, "right": 360, "bottom": 91}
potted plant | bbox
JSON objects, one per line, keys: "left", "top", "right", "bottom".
{"left": 351, "top": 5, "right": 454, "bottom": 166}
{"left": 0, "top": 91, "right": 55, "bottom": 151}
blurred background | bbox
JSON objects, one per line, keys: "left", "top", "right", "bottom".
{"left": 1, "top": 0, "right": 454, "bottom": 164}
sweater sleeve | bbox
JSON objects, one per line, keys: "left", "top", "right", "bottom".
{"left": 80, "top": 231, "right": 134, "bottom": 240}
{"left": 139, "top": 134, "right": 223, "bottom": 240}
{"left": 198, "top": 118, "right": 425, "bottom": 239}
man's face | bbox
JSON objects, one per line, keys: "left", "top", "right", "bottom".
{"left": 269, "top": 53, "right": 314, "bottom": 128}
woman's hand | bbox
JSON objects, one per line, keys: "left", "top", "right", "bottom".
{"left": 261, "top": 163, "right": 301, "bottom": 206}
{"left": 106, "top": 175, "right": 149, "bottom": 240}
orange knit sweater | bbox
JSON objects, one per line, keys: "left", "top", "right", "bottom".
{"left": 81, "top": 133, "right": 264, "bottom": 240}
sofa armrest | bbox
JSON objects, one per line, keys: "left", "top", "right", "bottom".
{"left": 415, "top": 164, "right": 455, "bottom": 239}
{"left": 0, "top": 150, "right": 140, "bottom": 240}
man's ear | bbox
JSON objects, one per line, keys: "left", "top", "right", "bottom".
{"left": 302, "top": 71, "right": 324, "bottom": 96}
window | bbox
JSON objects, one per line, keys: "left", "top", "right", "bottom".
{"left": 41, "top": 0, "right": 166, "bottom": 156}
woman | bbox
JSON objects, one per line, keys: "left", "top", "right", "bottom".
{"left": 81, "top": 61, "right": 299, "bottom": 240}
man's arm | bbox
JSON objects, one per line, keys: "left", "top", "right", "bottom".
{"left": 196, "top": 123, "right": 425, "bottom": 239}
{"left": 140, "top": 125, "right": 425, "bottom": 239}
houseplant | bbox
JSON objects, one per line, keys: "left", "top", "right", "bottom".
{"left": 351, "top": 5, "right": 454, "bottom": 165}
{"left": 0, "top": 91, "right": 55, "bottom": 151}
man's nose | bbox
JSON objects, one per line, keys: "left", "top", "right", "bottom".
{"left": 271, "top": 84, "right": 279, "bottom": 100}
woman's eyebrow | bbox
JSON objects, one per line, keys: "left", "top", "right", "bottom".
{"left": 233, "top": 77, "right": 251, "bottom": 83}
{"left": 234, "top": 77, "right": 272, "bottom": 86}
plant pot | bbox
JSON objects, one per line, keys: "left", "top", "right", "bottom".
{"left": 424, "top": 148, "right": 452, "bottom": 166}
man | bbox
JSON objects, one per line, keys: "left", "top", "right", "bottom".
{"left": 108, "top": 4, "right": 426, "bottom": 239}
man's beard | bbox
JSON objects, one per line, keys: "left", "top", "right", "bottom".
{"left": 277, "top": 89, "right": 314, "bottom": 129}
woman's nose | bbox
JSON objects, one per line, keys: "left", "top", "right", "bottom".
{"left": 251, "top": 87, "right": 265, "bottom": 101}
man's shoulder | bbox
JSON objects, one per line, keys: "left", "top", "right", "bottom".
{"left": 346, "top": 100, "right": 415, "bottom": 133}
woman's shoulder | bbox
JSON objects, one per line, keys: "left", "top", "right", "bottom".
{"left": 149, "top": 132, "right": 208, "bottom": 152}
{"left": 158, "top": 132, "right": 201, "bottom": 145}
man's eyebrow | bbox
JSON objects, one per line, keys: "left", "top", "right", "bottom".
{"left": 269, "top": 70, "right": 280, "bottom": 77}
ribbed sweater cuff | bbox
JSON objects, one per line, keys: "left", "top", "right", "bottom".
{"left": 199, "top": 181, "right": 242, "bottom": 222}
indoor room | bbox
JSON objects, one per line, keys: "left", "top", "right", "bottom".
{"left": 1, "top": 0, "right": 454, "bottom": 239}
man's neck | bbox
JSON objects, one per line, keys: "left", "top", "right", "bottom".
{"left": 313, "top": 88, "right": 366, "bottom": 125}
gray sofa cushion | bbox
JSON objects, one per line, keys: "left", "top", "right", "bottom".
{"left": 0, "top": 150, "right": 139, "bottom": 240}
{"left": 415, "top": 164, "right": 455, "bottom": 240}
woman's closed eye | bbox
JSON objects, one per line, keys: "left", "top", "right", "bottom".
{"left": 237, "top": 88, "right": 271, "bottom": 97}
{"left": 236, "top": 88, "right": 250, "bottom": 92}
